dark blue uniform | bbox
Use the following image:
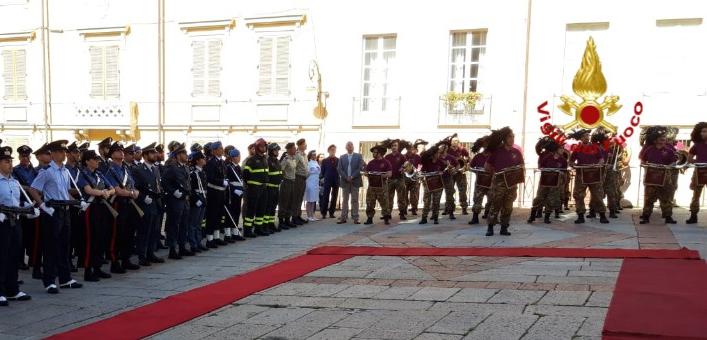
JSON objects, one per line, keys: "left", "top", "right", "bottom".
{"left": 131, "top": 162, "right": 162, "bottom": 262}
{"left": 104, "top": 162, "right": 139, "bottom": 270}
{"left": 76, "top": 168, "right": 113, "bottom": 274}
{"left": 162, "top": 161, "right": 192, "bottom": 254}
{"left": 204, "top": 157, "right": 226, "bottom": 244}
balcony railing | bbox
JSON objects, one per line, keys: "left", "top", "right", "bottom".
{"left": 352, "top": 96, "right": 401, "bottom": 128}
{"left": 437, "top": 95, "right": 492, "bottom": 127}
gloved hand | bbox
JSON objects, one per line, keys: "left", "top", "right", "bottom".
{"left": 173, "top": 190, "right": 183, "bottom": 199}
{"left": 22, "top": 201, "right": 33, "bottom": 208}
{"left": 196, "top": 200, "right": 203, "bottom": 207}
{"left": 29, "top": 208, "right": 40, "bottom": 219}
{"left": 80, "top": 201, "right": 90, "bottom": 212}
{"left": 0, "top": 213, "right": 6, "bottom": 223}
{"left": 144, "top": 196, "right": 153, "bottom": 205}
{"left": 223, "top": 179, "right": 229, "bottom": 187}
{"left": 229, "top": 181, "right": 239, "bottom": 187}
{"left": 40, "top": 203, "right": 55, "bottom": 216}
{"left": 234, "top": 189, "right": 243, "bottom": 196}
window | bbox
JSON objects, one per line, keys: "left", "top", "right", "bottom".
{"left": 191, "top": 38, "right": 222, "bottom": 97}
{"left": 448, "top": 31, "right": 486, "bottom": 93}
{"left": 89, "top": 45, "right": 120, "bottom": 99}
{"left": 2, "top": 49, "right": 27, "bottom": 101}
{"left": 258, "top": 36, "right": 290, "bottom": 96}
{"left": 361, "top": 35, "right": 396, "bottom": 112}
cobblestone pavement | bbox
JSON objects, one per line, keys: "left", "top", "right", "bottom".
{"left": 2, "top": 207, "right": 706, "bottom": 339}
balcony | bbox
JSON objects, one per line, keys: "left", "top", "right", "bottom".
{"left": 352, "top": 96, "right": 401, "bottom": 128}
{"left": 437, "top": 95, "right": 492, "bottom": 128}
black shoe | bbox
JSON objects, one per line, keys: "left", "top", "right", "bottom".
{"left": 298, "top": 216, "right": 309, "bottom": 224}
{"left": 587, "top": 211, "right": 597, "bottom": 219}
{"left": 609, "top": 210, "right": 618, "bottom": 219}
{"left": 288, "top": 218, "right": 299, "bottom": 228}
{"left": 527, "top": 208, "right": 537, "bottom": 223}
{"left": 544, "top": 213, "right": 551, "bottom": 224}
{"left": 364, "top": 217, "right": 373, "bottom": 225}
{"left": 32, "top": 268, "right": 42, "bottom": 280}
{"left": 419, "top": 217, "right": 427, "bottom": 224}
{"left": 384, "top": 217, "right": 390, "bottom": 225}
{"left": 485, "top": 225, "right": 494, "bottom": 236}
{"left": 148, "top": 254, "right": 165, "bottom": 263}
{"left": 122, "top": 260, "right": 140, "bottom": 270}
{"left": 599, "top": 213, "right": 609, "bottom": 224}
{"left": 449, "top": 213, "right": 456, "bottom": 220}
{"left": 686, "top": 213, "right": 698, "bottom": 224}
{"left": 199, "top": 245, "right": 210, "bottom": 251}
{"left": 192, "top": 247, "right": 202, "bottom": 253}
{"left": 293, "top": 217, "right": 303, "bottom": 226}
{"left": 433, "top": 218, "right": 439, "bottom": 225}
{"left": 500, "top": 225, "right": 511, "bottom": 236}
{"left": 110, "top": 262, "right": 126, "bottom": 274}
{"left": 46, "top": 285, "right": 59, "bottom": 294}
{"left": 639, "top": 216, "right": 650, "bottom": 224}
{"left": 95, "top": 268, "right": 112, "bottom": 279}
{"left": 462, "top": 208, "right": 468, "bottom": 215}
{"left": 60, "top": 280, "right": 83, "bottom": 289}
{"left": 665, "top": 216, "right": 677, "bottom": 224}
{"left": 256, "top": 228, "right": 270, "bottom": 236}
{"left": 233, "top": 233, "right": 246, "bottom": 241}
{"left": 555, "top": 209, "right": 561, "bottom": 218}
{"left": 399, "top": 215, "right": 407, "bottom": 221}
{"left": 224, "top": 235, "right": 234, "bottom": 243}
{"left": 536, "top": 208, "right": 543, "bottom": 218}
{"left": 84, "top": 268, "right": 100, "bottom": 282}
{"left": 179, "top": 248, "right": 196, "bottom": 257}
{"left": 139, "top": 258, "right": 151, "bottom": 267}
{"left": 244, "top": 228, "right": 257, "bottom": 238}
{"left": 7, "top": 292, "right": 31, "bottom": 301}
{"left": 280, "top": 222, "right": 291, "bottom": 230}
{"left": 574, "top": 213, "right": 585, "bottom": 224}
{"left": 206, "top": 240, "right": 218, "bottom": 249}
{"left": 168, "top": 248, "right": 182, "bottom": 260}
{"left": 329, "top": 214, "right": 336, "bottom": 219}
{"left": 216, "top": 239, "right": 228, "bottom": 246}
{"left": 469, "top": 213, "right": 479, "bottom": 225}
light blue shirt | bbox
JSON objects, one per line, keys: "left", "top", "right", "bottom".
{"left": 31, "top": 160, "right": 72, "bottom": 201}
{"left": 0, "top": 173, "right": 21, "bottom": 207}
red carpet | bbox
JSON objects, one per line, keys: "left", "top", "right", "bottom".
{"left": 308, "top": 246, "right": 701, "bottom": 259}
{"left": 603, "top": 258, "right": 707, "bottom": 340}
{"left": 47, "top": 254, "right": 352, "bottom": 340}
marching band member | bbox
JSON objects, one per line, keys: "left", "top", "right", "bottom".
{"left": 383, "top": 139, "right": 408, "bottom": 221}
{"left": 419, "top": 142, "right": 446, "bottom": 225}
{"left": 448, "top": 135, "right": 471, "bottom": 215}
{"left": 484, "top": 127, "right": 524, "bottom": 236}
{"left": 639, "top": 126, "right": 679, "bottom": 224}
{"left": 528, "top": 137, "right": 567, "bottom": 224}
{"left": 468, "top": 136, "right": 491, "bottom": 225}
{"left": 440, "top": 141, "right": 459, "bottom": 220}
{"left": 405, "top": 140, "right": 425, "bottom": 216}
{"left": 603, "top": 134, "right": 623, "bottom": 218}
{"left": 569, "top": 129, "right": 609, "bottom": 224}
{"left": 687, "top": 122, "right": 707, "bottom": 224}
{"left": 364, "top": 145, "right": 392, "bottom": 225}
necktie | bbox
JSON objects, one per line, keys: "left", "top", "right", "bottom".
{"left": 347, "top": 154, "right": 352, "bottom": 177}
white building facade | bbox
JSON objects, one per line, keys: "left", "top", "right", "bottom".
{"left": 1, "top": 0, "right": 706, "bottom": 206}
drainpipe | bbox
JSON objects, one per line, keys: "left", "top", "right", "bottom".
{"left": 158, "top": 0, "right": 165, "bottom": 144}
{"left": 520, "top": 0, "right": 533, "bottom": 156}
{"left": 40, "top": 0, "right": 52, "bottom": 140}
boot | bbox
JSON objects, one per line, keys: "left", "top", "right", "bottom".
{"left": 639, "top": 215, "right": 650, "bottom": 224}
{"left": 599, "top": 213, "right": 609, "bottom": 224}
{"left": 527, "top": 208, "right": 537, "bottom": 223}
{"left": 216, "top": 237, "right": 228, "bottom": 246}
{"left": 485, "top": 224, "right": 494, "bottom": 236}
{"left": 468, "top": 213, "right": 479, "bottom": 225}
{"left": 411, "top": 210, "right": 418, "bottom": 216}
{"left": 587, "top": 210, "right": 597, "bottom": 219}
{"left": 384, "top": 217, "right": 390, "bottom": 225}
{"left": 555, "top": 209, "right": 561, "bottom": 218}
{"left": 279, "top": 218, "right": 291, "bottom": 230}
{"left": 179, "top": 248, "right": 195, "bottom": 257}
{"left": 293, "top": 217, "right": 303, "bottom": 226}
{"left": 462, "top": 208, "right": 468, "bottom": 215}
{"left": 535, "top": 208, "right": 543, "bottom": 218}
{"left": 543, "top": 212, "right": 551, "bottom": 224}
{"left": 433, "top": 217, "right": 439, "bottom": 225}
{"left": 110, "top": 261, "right": 126, "bottom": 274}
{"left": 399, "top": 214, "right": 407, "bottom": 221}
{"left": 206, "top": 240, "right": 218, "bottom": 249}
{"left": 686, "top": 212, "right": 698, "bottom": 224}
{"left": 665, "top": 216, "right": 677, "bottom": 224}
{"left": 609, "top": 210, "right": 618, "bottom": 219}
{"left": 84, "top": 268, "right": 100, "bottom": 282}
{"left": 289, "top": 217, "right": 299, "bottom": 228}
{"left": 481, "top": 210, "right": 489, "bottom": 219}
{"left": 256, "top": 228, "right": 270, "bottom": 236}
{"left": 147, "top": 253, "right": 165, "bottom": 263}
{"left": 574, "top": 213, "right": 585, "bottom": 224}
{"left": 32, "top": 267, "right": 42, "bottom": 280}
{"left": 449, "top": 212, "right": 456, "bottom": 220}
{"left": 500, "top": 224, "right": 511, "bottom": 236}
{"left": 95, "top": 268, "right": 112, "bottom": 279}
{"left": 244, "top": 228, "right": 257, "bottom": 238}
{"left": 364, "top": 217, "right": 373, "bottom": 225}
{"left": 168, "top": 248, "right": 182, "bottom": 260}
{"left": 419, "top": 217, "right": 428, "bottom": 225}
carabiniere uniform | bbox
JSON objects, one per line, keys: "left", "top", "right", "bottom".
{"left": 162, "top": 144, "right": 193, "bottom": 259}
{"left": 225, "top": 149, "right": 245, "bottom": 241}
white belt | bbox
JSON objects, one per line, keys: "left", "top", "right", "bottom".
{"left": 207, "top": 183, "right": 226, "bottom": 191}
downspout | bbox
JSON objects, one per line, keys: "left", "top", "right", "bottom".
{"left": 158, "top": 0, "right": 165, "bottom": 144}
{"left": 520, "top": 0, "right": 533, "bottom": 155}
{"left": 40, "top": 0, "right": 52, "bottom": 140}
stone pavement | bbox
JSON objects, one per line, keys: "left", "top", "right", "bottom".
{"left": 2, "top": 207, "right": 706, "bottom": 339}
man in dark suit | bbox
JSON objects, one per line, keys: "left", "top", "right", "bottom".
{"left": 319, "top": 145, "right": 339, "bottom": 219}
{"left": 336, "top": 142, "right": 365, "bottom": 224}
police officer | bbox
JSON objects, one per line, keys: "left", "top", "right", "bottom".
{"left": 76, "top": 150, "right": 115, "bottom": 281}
{"left": 0, "top": 146, "right": 35, "bottom": 305}
{"left": 265, "top": 143, "right": 283, "bottom": 233}
{"left": 162, "top": 143, "right": 193, "bottom": 259}
{"left": 154, "top": 143, "right": 168, "bottom": 251}
{"left": 29, "top": 140, "right": 85, "bottom": 293}
{"left": 225, "top": 149, "right": 246, "bottom": 241}
{"left": 96, "top": 137, "right": 113, "bottom": 174}
{"left": 243, "top": 138, "right": 270, "bottom": 237}
{"left": 12, "top": 145, "right": 37, "bottom": 273}
{"left": 131, "top": 142, "right": 165, "bottom": 266}
{"left": 204, "top": 141, "right": 227, "bottom": 248}
{"left": 103, "top": 142, "right": 141, "bottom": 273}
{"left": 188, "top": 150, "right": 209, "bottom": 251}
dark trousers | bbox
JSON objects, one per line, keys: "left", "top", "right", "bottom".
{"left": 188, "top": 204, "right": 205, "bottom": 248}
{"left": 83, "top": 204, "right": 111, "bottom": 269}
{"left": 165, "top": 197, "right": 189, "bottom": 249}
{"left": 150, "top": 199, "right": 164, "bottom": 253}
{"left": 278, "top": 179, "right": 295, "bottom": 219}
{"left": 69, "top": 207, "right": 84, "bottom": 267}
{"left": 244, "top": 184, "right": 266, "bottom": 230}
{"left": 294, "top": 175, "right": 307, "bottom": 218}
{"left": 137, "top": 202, "right": 158, "bottom": 260}
{"left": 0, "top": 219, "right": 21, "bottom": 297}
{"left": 265, "top": 185, "right": 279, "bottom": 226}
{"left": 111, "top": 200, "right": 138, "bottom": 263}
{"left": 320, "top": 181, "right": 338, "bottom": 217}
{"left": 22, "top": 217, "right": 42, "bottom": 268}
{"left": 205, "top": 188, "right": 224, "bottom": 235}
{"left": 226, "top": 194, "right": 242, "bottom": 229}
{"left": 41, "top": 208, "right": 72, "bottom": 287}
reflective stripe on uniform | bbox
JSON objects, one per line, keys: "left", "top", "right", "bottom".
{"left": 247, "top": 180, "right": 263, "bottom": 186}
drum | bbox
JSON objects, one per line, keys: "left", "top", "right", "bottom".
{"left": 696, "top": 167, "right": 707, "bottom": 186}
{"left": 502, "top": 167, "right": 525, "bottom": 188}
{"left": 643, "top": 166, "right": 666, "bottom": 187}
{"left": 424, "top": 174, "right": 444, "bottom": 192}
{"left": 580, "top": 167, "right": 602, "bottom": 185}
{"left": 475, "top": 171, "right": 493, "bottom": 189}
{"left": 368, "top": 174, "right": 385, "bottom": 189}
{"left": 539, "top": 171, "right": 560, "bottom": 187}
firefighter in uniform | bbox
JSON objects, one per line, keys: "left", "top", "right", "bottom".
{"left": 265, "top": 143, "right": 283, "bottom": 233}
{"left": 364, "top": 145, "right": 391, "bottom": 225}
{"left": 243, "top": 139, "right": 270, "bottom": 237}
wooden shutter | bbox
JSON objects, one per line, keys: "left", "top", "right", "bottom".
{"left": 104, "top": 45, "right": 119, "bottom": 98}
{"left": 192, "top": 40, "right": 205, "bottom": 97}
{"left": 275, "top": 36, "right": 290, "bottom": 96}
{"left": 2, "top": 50, "right": 13, "bottom": 100}
{"left": 258, "top": 37, "right": 273, "bottom": 95}
{"left": 89, "top": 46, "right": 104, "bottom": 98}
{"left": 207, "top": 39, "right": 222, "bottom": 97}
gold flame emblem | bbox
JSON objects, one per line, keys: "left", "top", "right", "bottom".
{"left": 558, "top": 37, "right": 622, "bottom": 132}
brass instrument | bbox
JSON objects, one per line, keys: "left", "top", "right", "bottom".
{"left": 675, "top": 150, "right": 689, "bottom": 171}
{"left": 402, "top": 161, "right": 419, "bottom": 182}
